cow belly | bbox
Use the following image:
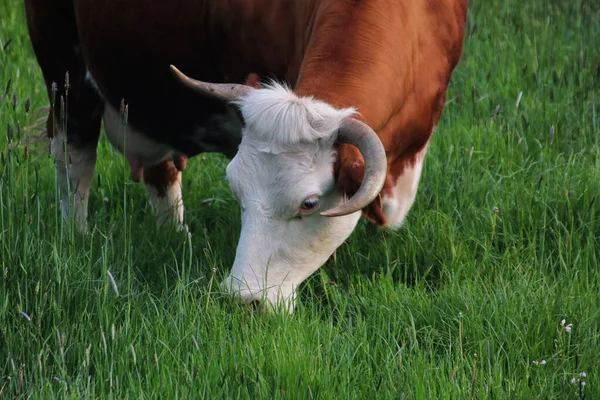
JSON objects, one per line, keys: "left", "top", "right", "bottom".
{"left": 102, "top": 103, "right": 174, "bottom": 169}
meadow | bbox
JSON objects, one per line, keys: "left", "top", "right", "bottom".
{"left": 1, "top": 0, "right": 599, "bottom": 398}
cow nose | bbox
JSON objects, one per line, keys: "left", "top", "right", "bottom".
{"left": 220, "top": 275, "right": 263, "bottom": 307}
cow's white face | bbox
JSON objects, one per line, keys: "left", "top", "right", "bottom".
{"left": 221, "top": 84, "right": 362, "bottom": 312}
{"left": 168, "top": 66, "right": 387, "bottom": 313}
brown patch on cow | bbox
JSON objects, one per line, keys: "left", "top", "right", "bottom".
{"left": 143, "top": 159, "right": 180, "bottom": 197}
{"left": 293, "top": 0, "right": 467, "bottom": 224}
{"left": 333, "top": 143, "right": 393, "bottom": 227}
{"left": 35, "top": 0, "right": 323, "bottom": 158}
{"left": 25, "top": 0, "right": 104, "bottom": 149}
{"left": 172, "top": 154, "right": 188, "bottom": 171}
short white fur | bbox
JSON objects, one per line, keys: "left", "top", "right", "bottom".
{"left": 234, "top": 82, "right": 357, "bottom": 153}
{"left": 145, "top": 171, "right": 188, "bottom": 232}
{"left": 381, "top": 142, "right": 429, "bottom": 229}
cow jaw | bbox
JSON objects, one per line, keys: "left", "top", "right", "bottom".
{"left": 221, "top": 181, "right": 361, "bottom": 313}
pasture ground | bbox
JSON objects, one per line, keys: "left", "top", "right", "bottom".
{"left": 1, "top": 0, "right": 599, "bottom": 398}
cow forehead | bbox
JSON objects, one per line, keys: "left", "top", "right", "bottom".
{"left": 232, "top": 83, "right": 356, "bottom": 153}
{"left": 225, "top": 83, "right": 354, "bottom": 212}
{"left": 226, "top": 142, "right": 336, "bottom": 213}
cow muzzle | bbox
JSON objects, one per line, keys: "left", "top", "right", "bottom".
{"left": 220, "top": 274, "right": 297, "bottom": 314}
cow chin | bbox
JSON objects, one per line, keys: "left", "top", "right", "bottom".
{"left": 220, "top": 207, "right": 362, "bottom": 313}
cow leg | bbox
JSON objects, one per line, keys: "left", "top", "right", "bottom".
{"left": 25, "top": 0, "right": 104, "bottom": 233}
{"left": 51, "top": 132, "right": 98, "bottom": 232}
{"left": 382, "top": 144, "right": 429, "bottom": 230}
{"left": 143, "top": 159, "right": 188, "bottom": 232}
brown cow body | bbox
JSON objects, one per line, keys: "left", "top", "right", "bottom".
{"left": 25, "top": 0, "right": 467, "bottom": 308}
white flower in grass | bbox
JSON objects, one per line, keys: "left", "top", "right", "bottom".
{"left": 19, "top": 311, "right": 31, "bottom": 322}
{"left": 540, "top": 360, "right": 546, "bottom": 365}
{"left": 580, "top": 372, "right": 586, "bottom": 378}
{"left": 570, "top": 378, "right": 577, "bottom": 384}
{"left": 565, "top": 324, "right": 572, "bottom": 333}
{"left": 107, "top": 270, "right": 119, "bottom": 297}
{"left": 560, "top": 319, "right": 566, "bottom": 326}
{"left": 581, "top": 381, "right": 586, "bottom": 387}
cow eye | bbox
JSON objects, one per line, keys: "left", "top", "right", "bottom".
{"left": 299, "top": 195, "right": 320, "bottom": 214}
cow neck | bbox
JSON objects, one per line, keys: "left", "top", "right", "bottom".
{"left": 294, "top": 0, "right": 466, "bottom": 184}
{"left": 294, "top": 0, "right": 414, "bottom": 139}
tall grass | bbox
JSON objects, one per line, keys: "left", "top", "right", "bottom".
{"left": 1, "top": 0, "right": 599, "bottom": 398}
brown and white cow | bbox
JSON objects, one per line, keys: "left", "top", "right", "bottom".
{"left": 25, "top": 0, "right": 468, "bottom": 311}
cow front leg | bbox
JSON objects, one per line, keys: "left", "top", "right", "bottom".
{"left": 382, "top": 143, "right": 429, "bottom": 229}
{"left": 51, "top": 132, "right": 97, "bottom": 233}
{"left": 143, "top": 158, "right": 188, "bottom": 232}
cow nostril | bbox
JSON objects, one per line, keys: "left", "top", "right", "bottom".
{"left": 249, "top": 299, "right": 261, "bottom": 310}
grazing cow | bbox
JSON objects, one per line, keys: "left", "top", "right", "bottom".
{"left": 25, "top": 0, "right": 468, "bottom": 311}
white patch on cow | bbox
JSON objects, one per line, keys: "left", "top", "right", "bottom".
{"left": 145, "top": 171, "right": 188, "bottom": 232}
{"left": 221, "top": 83, "right": 362, "bottom": 312}
{"left": 102, "top": 104, "right": 174, "bottom": 166}
{"left": 381, "top": 142, "right": 429, "bottom": 229}
{"left": 51, "top": 131, "right": 96, "bottom": 232}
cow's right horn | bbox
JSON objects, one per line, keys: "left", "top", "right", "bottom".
{"left": 170, "top": 65, "right": 255, "bottom": 102}
{"left": 321, "top": 118, "right": 387, "bottom": 217}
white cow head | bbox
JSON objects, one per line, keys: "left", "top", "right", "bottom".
{"left": 171, "top": 66, "right": 387, "bottom": 312}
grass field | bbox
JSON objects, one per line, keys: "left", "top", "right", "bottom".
{"left": 1, "top": 0, "right": 599, "bottom": 398}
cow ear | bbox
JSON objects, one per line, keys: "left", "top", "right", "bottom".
{"left": 244, "top": 73, "right": 262, "bottom": 89}
{"left": 334, "top": 144, "right": 391, "bottom": 226}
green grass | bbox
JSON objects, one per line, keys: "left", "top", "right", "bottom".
{"left": 1, "top": 0, "right": 599, "bottom": 398}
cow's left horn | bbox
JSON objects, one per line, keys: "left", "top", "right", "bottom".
{"left": 170, "top": 65, "right": 255, "bottom": 102}
{"left": 321, "top": 118, "right": 387, "bottom": 217}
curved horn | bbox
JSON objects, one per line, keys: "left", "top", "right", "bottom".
{"left": 169, "top": 65, "right": 255, "bottom": 102}
{"left": 320, "top": 118, "right": 387, "bottom": 217}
